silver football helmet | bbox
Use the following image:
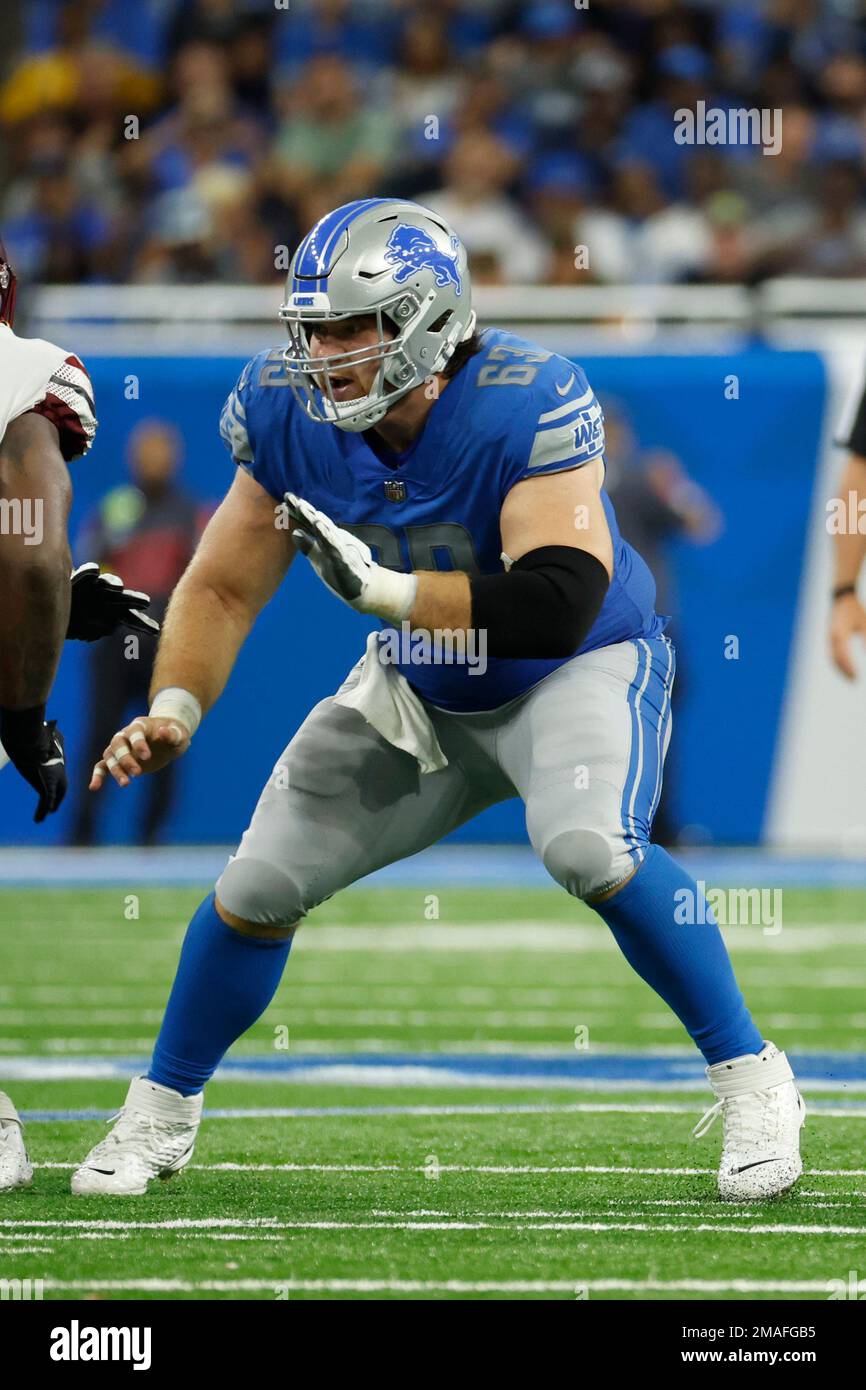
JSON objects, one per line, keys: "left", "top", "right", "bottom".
{"left": 279, "top": 198, "right": 476, "bottom": 432}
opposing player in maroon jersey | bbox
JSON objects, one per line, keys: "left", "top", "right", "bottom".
{"left": 0, "top": 238, "right": 159, "bottom": 1191}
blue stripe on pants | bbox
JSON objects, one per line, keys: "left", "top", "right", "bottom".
{"left": 620, "top": 636, "right": 676, "bottom": 868}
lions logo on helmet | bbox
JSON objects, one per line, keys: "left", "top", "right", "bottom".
{"left": 384, "top": 224, "right": 463, "bottom": 295}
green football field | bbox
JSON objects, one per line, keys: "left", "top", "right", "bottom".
{"left": 1, "top": 884, "right": 865, "bottom": 1301}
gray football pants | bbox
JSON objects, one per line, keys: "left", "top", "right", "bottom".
{"left": 216, "top": 635, "right": 675, "bottom": 927}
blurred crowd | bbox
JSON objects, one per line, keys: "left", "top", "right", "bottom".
{"left": 1, "top": 0, "right": 866, "bottom": 288}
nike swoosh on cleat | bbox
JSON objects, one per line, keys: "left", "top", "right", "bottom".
{"left": 86, "top": 1167, "right": 117, "bottom": 1175}
{"left": 732, "top": 1157, "right": 784, "bottom": 1174}
{"left": 555, "top": 373, "right": 575, "bottom": 396}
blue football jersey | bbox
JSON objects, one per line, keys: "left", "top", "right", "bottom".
{"left": 220, "top": 328, "right": 665, "bottom": 711}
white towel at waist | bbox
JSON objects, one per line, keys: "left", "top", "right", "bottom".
{"left": 332, "top": 631, "right": 449, "bottom": 774}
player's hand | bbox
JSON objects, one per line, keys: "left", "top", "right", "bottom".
{"left": 0, "top": 706, "right": 67, "bottom": 822}
{"left": 830, "top": 592, "right": 866, "bottom": 679}
{"left": 67, "top": 562, "right": 161, "bottom": 642}
{"left": 90, "top": 715, "right": 190, "bottom": 792}
{"left": 284, "top": 492, "right": 377, "bottom": 608}
{"left": 284, "top": 492, "right": 416, "bottom": 622}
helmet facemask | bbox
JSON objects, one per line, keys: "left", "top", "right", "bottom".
{"left": 280, "top": 293, "right": 421, "bottom": 432}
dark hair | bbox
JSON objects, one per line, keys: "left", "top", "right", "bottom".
{"left": 442, "top": 328, "right": 484, "bottom": 379}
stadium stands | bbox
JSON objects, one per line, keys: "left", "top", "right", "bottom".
{"left": 0, "top": 0, "right": 864, "bottom": 289}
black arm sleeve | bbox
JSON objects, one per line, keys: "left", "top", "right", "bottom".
{"left": 469, "top": 545, "right": 610, "bottom": 659}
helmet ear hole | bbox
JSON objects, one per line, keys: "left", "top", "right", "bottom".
{"left": 429, "top": 310, "right": 453, "bottom": 334}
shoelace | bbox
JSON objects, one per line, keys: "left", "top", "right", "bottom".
{"left": 692, "top": 1098, "right": 724, "bottom": 1140}
{"left": 87, "top": 1109, "right": 190, "bottom": 1163}
{"left": 693, "top": 1089, "right": 782, "bottom": 1149}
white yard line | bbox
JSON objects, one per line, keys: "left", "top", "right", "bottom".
{"left": 262, "top": 922, "right": 866, "bottom": 952}
{"left": 271, "top": 923, "right": 866, "bottom": 952}
{"left": 1, "top": 1037, "right": 860, "bottom": 1059}
{"left": 2, "top": 1216, "right": 864, "bottom": 1235}
{"left": 366, "top": 1206, "right": 866, "bottom": 1221}
{"left": 31, "top": 1159, "right": 866, "bottom": 1176}
{"left": 4, "top": 921, "right": 866, "bottom": 953}
{"left": 0, "top": 1040, "right": 163, "bottom": 1054}
{"left": 0, "top": 1218, "right": 286, "bottom": 1229}
{"left": 6, "top": 1008, "right": 864, "bottom": 1029}
{"left": 0, "top": 1231, "right": 285, "bottom": 1243}
{"left": 33, "top": 1276, "right": 857, "bottom": 1294}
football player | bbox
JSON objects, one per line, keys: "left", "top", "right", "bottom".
{"left": 72, "top": 200, "right": 804, "bottom": 1200}
{"left": 0, "top": 239, "right": 158, "bottom": 1192}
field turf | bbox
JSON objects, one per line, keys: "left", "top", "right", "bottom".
{"left": 1, "top": 885, "right": 865, "bottom": 1301}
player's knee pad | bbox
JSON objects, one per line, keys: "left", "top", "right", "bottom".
{"left": 541, "top": 828, "right": 617, "bottom": 901}
{"left": 215, "top": 857, "right": 306, "bottom": 929}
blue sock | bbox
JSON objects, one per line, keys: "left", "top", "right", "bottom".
{"left": 147, "top": 892, "right": 292, "bottom": 1096}
{"left": 592, "top": 845, "right": 763, "bottom": 1065}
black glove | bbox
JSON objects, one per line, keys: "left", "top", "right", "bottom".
{"left": 67, "top": 562, "right": 161, "bottom": 642}
{"left": 0, "top": 705, "right": 67, "bottom": 823}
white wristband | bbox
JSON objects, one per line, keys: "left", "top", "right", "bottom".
{"left": 360, "top": 568, "right": 418, "bottom": 624}
{"left": 149, "top": 687, "right": 202, "bottom": 738}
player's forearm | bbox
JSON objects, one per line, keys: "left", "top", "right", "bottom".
{"left": 409, "top": 571, "right": 472, "bottom": 630}
{"left": 0, "top": 419, "right": 72, "bottom": 708}
{"left": 0, "top": 542, "right": 71, "bottom": 707}
{"left": 287, "top": 487, "right": 609, "bottom": 659}
{"left": 149, "top": 571, "right": 255, "bottom": 717}
{"left": 148, "top": 472, "right": 295, "bottom": 722}
{"left": 832, "top": 455, "right": 866, "bottom": 589}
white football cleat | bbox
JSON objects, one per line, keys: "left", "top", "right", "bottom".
{"left": 0, "top": 1090, "right": 33, "bottom": 1192}
{"left": 693, "top": 1042, "right": 805, "bottom": 1200}
{"left": 71, "top": 1077, "right": 203, "bottom": 1196}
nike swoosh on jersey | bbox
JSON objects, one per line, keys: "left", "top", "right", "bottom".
{"left": 555, "top": 373, "right": 575, "bottom": 396}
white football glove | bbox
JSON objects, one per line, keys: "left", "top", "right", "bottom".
{"left": 284, "top": 493, "right": 417, "bottom": 623}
